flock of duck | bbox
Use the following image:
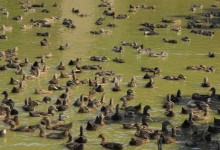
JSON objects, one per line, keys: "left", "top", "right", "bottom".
{"left": 0, "top": 0, "right": 220, "bottom": 150}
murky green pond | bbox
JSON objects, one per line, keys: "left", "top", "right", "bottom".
{"left": 0, "top": 0, "right": 220, "bottom": 149}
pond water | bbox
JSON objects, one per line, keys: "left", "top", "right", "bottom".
{"left": 0, "top": 0, "right": 220, "bottom": 149}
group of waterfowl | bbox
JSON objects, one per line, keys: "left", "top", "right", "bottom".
{"left": 0, "top": 0, "right": 220, "bottom": 150}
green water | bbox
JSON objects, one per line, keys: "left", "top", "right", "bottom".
{"left": 0, "top": 0, "right": 220, "bottom": 149}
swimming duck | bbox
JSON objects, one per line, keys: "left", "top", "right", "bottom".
{"left": 3, "top": 107, "right": 19, "bottom": 125}
{"left": 143, "top": 72, "right": 157, "bottom": 79}
{"left": 59, "top": 43, "right": 69, "bottom": 50}
{"left": 65, "top": 133, "right": 84, "bottom": 150}
{"left": 112, "top": 82, "right": 121, "bottom": 91}
{"left": 98, "top": 134, "right": 123, "bottom": 149}
{"left": 95, "top": 84, "right": 104, "bottom": 92}
{"left": 34, "top": 88, "right": 51, "bottom": 95}
{"left": 191, "top": 105, "right": 210, "bottom": 121}
{"left": 57, "top": 61, "right": 65, "bottom": 70}
{"left": 162, "top": 94, "right": 174, "bottom": 109}
{"left": 127, "top": 77, "right": 137, "bottom": 87}
{"left": 74, "top": 125, "right": 87, "bottom": 143}
{"left": 161, "top": 121, "right": 172, "bottom": 135}
{"left": 38, "top": 125, "right": 68, "bottom": 139}
{"left": 170, "top": 89, "right": 182, "bottom": 103}
{"left": 56, "top": 100, "right": 69, "bottom": 111}
{"left": 122, "top": 122, "right": 139, "bottom": 129}
{"left": 111, "top": 104, "right": 123, "bottom": 121}
{"left": 101, "top": 98, "right": 114, "bottom": 112}
{"left": 145, "top": 78, "right": 155, "bottom": 88}
{"left": 120, "top": 89, "right": 135, "bottom": 101}
{"left": 41, "top": 116, "right": 73, "bottom": 131}
{"left": 49, "top": 74, "right": 58, "bottom": 84}
{"left": 210, "top": 87, "right": 220, "bottom": 100}
{"left": 208, "top": 52, "right": 215, "bottom": 58}
{"left": 9, "top": 77, "right": 20, "bottom": 85}
{"left": 94, "top": 114, "right": 105, "bottom": 127}
{"left": 29, "top": 106, "right": 57, "bottom": 117}
{"left": 181, "top": 110, "right": 194, "bottom": 128}
{"left": 22, "top": 97, "right": 35, "bottom": 111}
{"left": 12, "top": 15, "right": 23, "bottom": 20}
{"left": 129, "top": 136, "right": 148, "bottom": 146}
{"left": 86, "top": 120, "right": 100, "bottom": 131}
{"left": 121, "top": 98, "right": 141, "bottom": 112}
{"left": 68, "top": 58, "right": 81, "bottom": 66}
{"left": 59, "top": 72, "right": 70, "bottom": 78}
{"left": 9, "top": 121, "right": 38, "bottom": 132}
{"left": 11, "top": 81, "right": 23, "bottom": 93}
{"left": 164, "top": 105, "right": 175, "bottom": 117}
{"left": 201, "top": 77, "right": 210, "bottom": 87}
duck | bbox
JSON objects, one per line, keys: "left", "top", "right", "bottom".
{"left": 191, "top": 105, "right": 210, "bottom": 121}
{"left": 41, "top": 116, "right": 73, "bottom": 131}
{"left": 145, "top": 78, "right": 155, "bottom": 88}
{"left": 34, "top": 88, "right": 51, "bottom": 95}
{"left": 15, "top": 65, "right": 25, "bottom": 75}
{"left": 111, "top": 104, "right": 123, "bottom": 121}
{"left": 68, "top": 58, "right": 81, "bottom": 66}
{"left": 11, "top": 81, "right": 23, "bottom": 93}
{"left": 38, "top": 125, "right": 68, "bottom": 139}
{"left": 95, "top": 84, "right": 104, "bottom": 93}
{"left": 94, "top": 114, "right": 105, "bottom": 127}
{"left": 143, "top": 72, "right": 157, "bottom": 79}
{"left": 127, "top": 77, "right": 137, "bottom": 87}
{"left": 122, "top": 122, "right": 139, "bottom": 129}
{"left": 121, "top": 98, "right": 142, "bottom": 112}
{"left": 59, "top": 43, "right": 69, "bottom": 50}
{"left": 120, "top": 89, "right": 135, "bottom": 101}
{"left": 98, "top": 134, "right": 123, "bottom": 149}
{"left": 65, "top": 133, "right": 84, "bottom": 150}
{"left": 12, "top": 15, "right": 23, "bottom": 20}
{"left": 3, "top": 107, "right": 19, "bottom": 125}
{"left": 9, "top": 77, "right": 20, "bottom": 85}
{"left": 57, "top": 61, "right": 65, "bottom": 70}
{"left": 164, "top": 105, "right": 175, "bottom": 117}
{"left": 0, "top": 129, "right": 6, "bottom": 137}
{"left": 101, "top": 98, "right": 114, "bottom": 112}
{"left": 161, "top": 121, "right": 172, "bottom": 135}
{"left": 22, "top": 97, "right": 35, "bottom": 111}
{"left": 140, "top": 105, "right": 152, "bottom": 120}
{"left": 29, "top": 106, "right": 57, "bottom": 117}
{"left": 210, "top": 87, "right": 220, "bottom": 100}
{"left": 129, "top": 136, "right": 148, "bottom": 146}
{"left": 170, "top": 89, "right": 182, "bottom": 103}
{"left": 49, "top": 74, "right": 58, "bottom": 84}
{"left": 112, "top": 82, "right": 121, "bottom": 91}
{"left": 162, "top": 94, "right": 174, "bottom": 109}
{"left": 181, "top": 110, "right": 194, "bottom": 128}
{"left": 59, "top": 72, "right": 70, "bottom": 78}
{"left": 208, "top": 52, "right": 215, "bottom": 58}
{"left": 201, "top": 77, "right": 210, "bottom": 87}
{"left": 56, "top": 100, "right": 69, "bottom": 111}
{"left": 9, "top": 121, "right": 39, "bottom": 132}
{"left": 74, "top": 125, "right": 87, "bottom": 143}
{"left": 86, "top": 120, "right": 100, "bottom": 131}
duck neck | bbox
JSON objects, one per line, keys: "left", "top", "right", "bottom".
{"left": 188, "top": 111, "right": 193, "bottom": 121}
{"left": 143, "top": 108, "right": 149, "bottom": 115}
{"left": 177, "top": 90, "right": 181, "bottom": 98}
{"left": 204, "top": 108, "right": 209, "bottom": 116}
{"left": 39, "top": 127, "right": 45, "bottom": 137}
{"left": 100, "top": 94, "right": 105, "bottom": 103}
{"left": 162, "top": 124, "right": 168, "bottom": 134}
{"left": 171, "top": 127, "right": 176, "bottom": 137}
{"left": 80, "top": 126, "right": 83, "bottom": 136}
{"left": 116, "top": 104, "right": 120, "bottom": 114}
{"left": 100, "top": 135, "right": 106, "bottom": 144}
{"left": 211, "top": 89, "right": 216, "bottom": 97}
{"left": 67, "top": 134, "right": 73, "bottom": 143}
{"left": 3, "top": 92, "right": 8, "bottom": 100}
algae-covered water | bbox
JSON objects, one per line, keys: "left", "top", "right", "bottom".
{"left": 0, "top": 0, "right": 220, "bottom": 149}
